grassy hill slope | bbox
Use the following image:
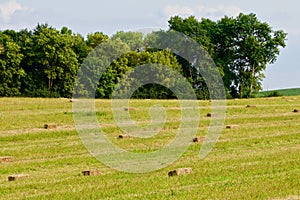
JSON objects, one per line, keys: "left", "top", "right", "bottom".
{"left": 257, "top": 88, "right": 300, "bottom": 97}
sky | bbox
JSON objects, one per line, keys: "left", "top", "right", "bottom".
{"left": 0, "top": 0, "right": 299, "bottom": 90}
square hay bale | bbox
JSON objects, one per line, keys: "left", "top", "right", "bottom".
{"left": 168, "top": 168, "right": 193, "bottom": 177}
{"left": 118, "top": 134, "right": 132, "bottom": 139}
{"left": 246, "top": 105, "right": 257, "bottom": 108}
{"left": 70, "top": 99, "right": 79, "bottom": 102}
{"left": 124, "top": 107, "right": 135, "bottom": 111}
{"left": 226, "top": 125, "right": 239, "bottom": 129}
{"left": 8, "top": 174, "right": 29, "bottom": 181}
{"left": 0, "top": 156, "right": 13, "bottom": 163}
{"left": 192, "top": 136, "right": 205, "bottom": 143}
{"left": 82, "top": 170, "right": 101, "bottom": 176}
{"left": 206, "top": 113, "right": 216, "bottom": 117}
{"left": 44, "top": 124, "right": 57, "bottom": 129}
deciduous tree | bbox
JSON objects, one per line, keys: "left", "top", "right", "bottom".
{"left": 0, "top": 33, "right": 25, "bottom": 96}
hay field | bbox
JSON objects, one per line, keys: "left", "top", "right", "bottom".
{"left": 0, "top": 97, "right": 300, "bottom": 199}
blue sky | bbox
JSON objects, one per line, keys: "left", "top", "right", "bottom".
{"left": 0, "top": 0, "right": 299, "bottom": 90}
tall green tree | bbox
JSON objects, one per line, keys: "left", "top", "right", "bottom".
{"left": 60, "top": 27, "right": 89, "bottom": 64}
{"left": 86, "top": 32, "right": 109, "bottom": 50}
{"left": 168, "top": 14, "right": 287, "bottom": 98}
{"left": 75, "top": 38, "right": 131, "bottom": 98}
{"left": 167, "top": 17, "right": 218, "bottom": 99}
{"left": 168, "top": 16, "right": 215, "bottom": 55}
{"left": 0, "top": 33, "right": 25, "bottom": 96}
{"left": 24, "top": 24, "right": 79, "bottom": 97}
{"left": 145, "top": 29, "right": 214, "bottom": 99}
{"left": 232, "top": 13, "right": 287, "bottom": 97}
{"left": 71, "top": 33, "right": 89, "bottom": 64}
{"left": 112, "top": 49, "right": 183, "bottom": 99}
{"left": 111, "top": 31, "right": 144, "bottom": 51}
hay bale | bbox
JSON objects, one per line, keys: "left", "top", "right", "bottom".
{"left": 168, "top": 168, "right": 193, "bottom": 177}
{"left": 246, "top": 105, "right": 256, "bottom": 108}
{"left": 192, "top": 136, "right": 205, "bottom": 143}
{"left": 124, "top": 107, "right": 135, "bottom": 111}
{"left": 206, "top": 113, "right": 216, "bottom": 117}
{"left": 0, "top": 156, "right": 13, "bottom": 163}
{"left": 70, "top": 99, "right": 79, "bottom": 102}
{"left": 293, "top": 109, "right": 299, "bottom": 113}
{"left": 118, "top": 134, "right": 132, "bottom": 139}
{"left": 81, "top": 170, "right": 101, "bottom": 176}
{"left": 44, "top": 124, "right": 57, "bottom": 129}
{"left": 8, "top": 174, "right": 29, "bottom": 181}
{"left": 226, "top": 125, "right": 239, "bottom": 129}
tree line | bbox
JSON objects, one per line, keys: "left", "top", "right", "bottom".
{"left": 0, "top": 13, "right": 287, "bottom": 99}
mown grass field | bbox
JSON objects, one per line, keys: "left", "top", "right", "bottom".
{"left": 0, "top": 97, "right": 300, "bottom": 199}
{"left": 257, "top": 88, "right": 300, "bottom": 97}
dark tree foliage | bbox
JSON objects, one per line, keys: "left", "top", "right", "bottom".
{"left": 0, "top": 32, "right": 24, "bottom": 96}
{"left": 169, "top": 13, "right": 287, "bottom": 98}
{"left": 0, "top": 13, "right": 287, "bottom": 99}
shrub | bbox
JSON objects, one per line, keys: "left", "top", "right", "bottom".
{"left": 266, "top": 91, "right": 283, "bottom": 97}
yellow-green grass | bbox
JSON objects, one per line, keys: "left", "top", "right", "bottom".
{"left": 0, "top": 97, "right": 300, "bottom": 199}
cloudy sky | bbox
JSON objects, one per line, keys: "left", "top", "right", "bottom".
{"left": 0, "top": 0, "right": 298, "bottom": 90}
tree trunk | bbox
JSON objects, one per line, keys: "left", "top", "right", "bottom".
{"left": 239, "top": 84, "right": 243, "bottom": 98}
{"left": 249, "top": 64, "right": 255, "bottom": 96}
{"left": 239, "top": 67, "right": 244, "bottom": 98}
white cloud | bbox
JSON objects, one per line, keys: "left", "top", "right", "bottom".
{"left": 163, "top": 5, "right": 195, "bottom": 17}
{"left": 163, "top": 4, "right": 243, "bottom": 21}
{"left": 0, "top": 0, "right": 30, "bottom": 23}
